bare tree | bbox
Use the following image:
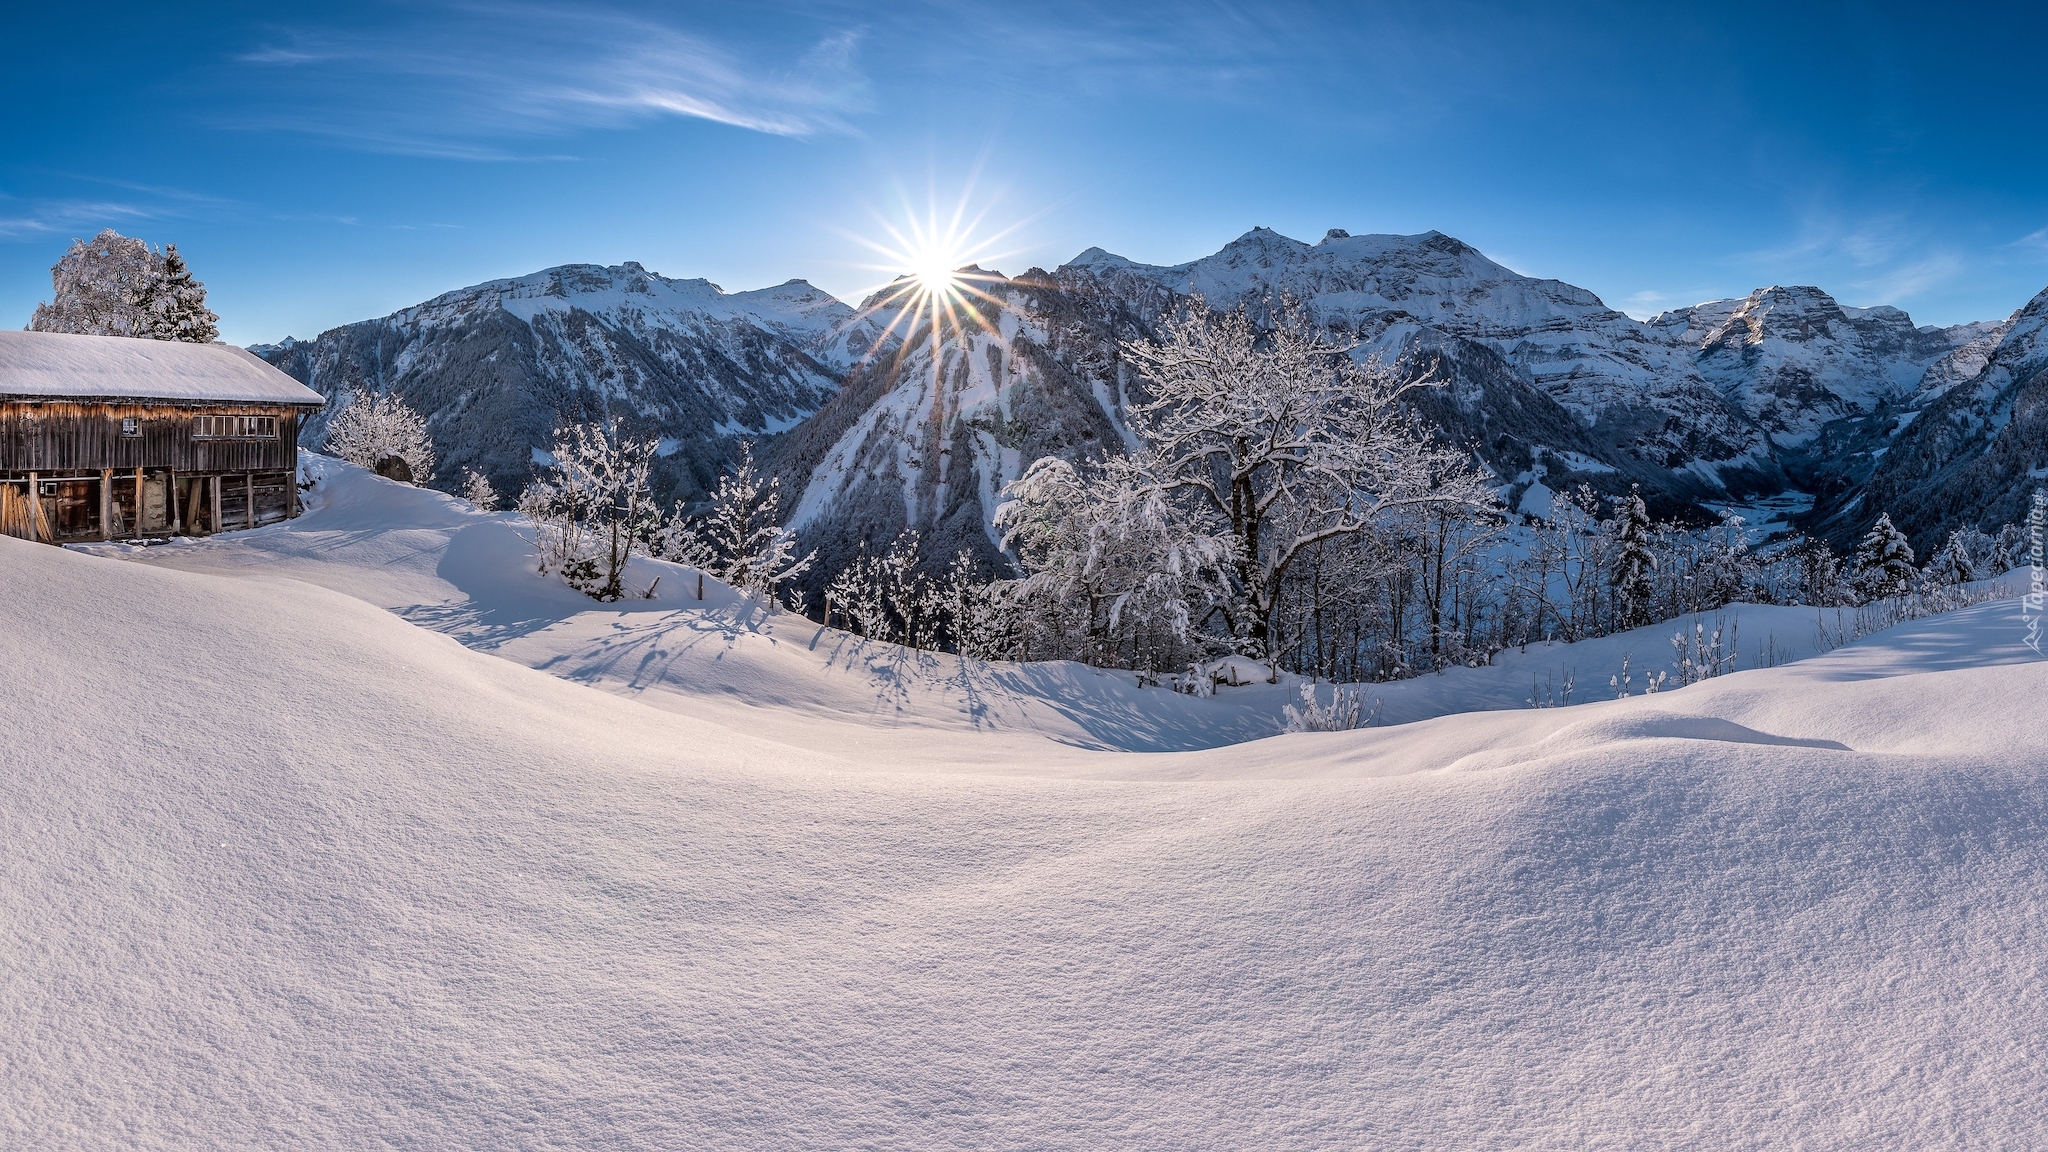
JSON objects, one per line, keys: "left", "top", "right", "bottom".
{"left": 523, "top": 418, "right": 659, "bottom": 601}
{"left": 325, "top": 389, "right": 436, "bottom": 484}
{"left": 1119, "top": 298, "right": 1496, "bottom": 664}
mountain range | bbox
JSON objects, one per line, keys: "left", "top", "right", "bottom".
{"left": 253, "top": 229, "right": 2048, "bottom": 569}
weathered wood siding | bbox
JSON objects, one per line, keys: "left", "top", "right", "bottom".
{"left": 0, "top": 401, "right": 308, "bottom": 474}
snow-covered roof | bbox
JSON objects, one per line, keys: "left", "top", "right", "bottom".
{"left": 0, "top": 330, "right": 325, "bottom": 406}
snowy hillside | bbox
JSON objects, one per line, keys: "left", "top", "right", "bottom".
{"left": 6, "top": 460, "right": 2045, "bottom": 1148}
{"left": 255, "top": 262, "right": 877, "bottom": 503}
{"left": 1849, "top": 284, "right": 2048, "bottom": 551}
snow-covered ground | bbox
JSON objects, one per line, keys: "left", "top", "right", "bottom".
{"left": 5, "top": 460, "right": 2045, "bottom": 1148}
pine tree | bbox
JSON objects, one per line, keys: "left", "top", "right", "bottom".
{"left": 1853, "top": 512, "right": 1916, "bottom": 600}
{"left": 1922, "top": 529, "right": 1978, "bottom": 588}
{"left": 149, "top": 244, "right": 219, "bottom": 343}
{"left": 1609, "top": 485, "right": 1657, "bottom": 629}
{"left": 655, "top": 441, "right": 814, "bottom": 607}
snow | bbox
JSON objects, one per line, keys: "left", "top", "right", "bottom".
{"left": 6, "top": 458, "right": 2047, "bottom": 1148}
{"left": 434, "top": 262, "right": 862, "bottom": 355}
{"left": 0, "top": 329, "right": 324, "bottom": 405}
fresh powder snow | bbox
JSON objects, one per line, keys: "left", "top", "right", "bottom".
{"left": 4, "top": 458, "right": 2045, "bottom": 1149}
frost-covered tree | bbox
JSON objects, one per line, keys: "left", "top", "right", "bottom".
{"left": 1793, "top": 540, "right": 1855, "bottom": 607}
{"left": 1609, "top": 486, "right": 1657, "bottom": 628}
{"left": 1921, "top": 529, "right": 1978, "bottom": 588}
{"left": 656, "top": 441, "right": 813, "bottom": 607}
{"left": 325, "top": 389, "right": 436, "bottom": 484}
{"left": 1120, "top": 298, "right": 1495, "bottom": 660}
{"left": 147, "top": 244, "right": 219, "bottom": 343}
{"left": 461, "top": 468, "right": 500, "bottom": 511}
{"left": 994, "top": 452, "right": 1230, "bottom": 668}
{"left": 1517, "top": 484, "right": 1615, "bottom": 642}
{"left": 523, "top": 418, "right": 660, "bottom": 602}
{"left": 1853, "top": 512, "right": 1916, "bottom": 601}
{"left": 28, "top": 231, "right": 162, "bottom": 338}
{"left": 823, "top": 532, "right": 948, "bottom": 647}
{"left": 936, "top": 549, "right": 1005, "bottom": 658}
{"left": 27, "top": 231, "right": 219, "bottom": 343}
{"left": 1281, "top": 681, "right": 1375, "bottom": 732}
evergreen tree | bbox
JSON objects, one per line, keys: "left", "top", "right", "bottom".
{"left": 1609, "top": 485, "right": 1657, "bottom": 629}
{"left": 1922, "top": 529, "right": 1978, "bottom": 588}
{"left": 655, "top": 441, "right": 814, "bottom": 607}
{"left": 1853, "top": 512, "right": 1916, "bottom": 600}
{"left": 149, "top": 244, "right": 220, "bottom": 343}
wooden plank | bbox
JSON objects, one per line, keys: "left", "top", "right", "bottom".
{"left": 100, "top": 469, "right": 112, "bottom": 541}
{"left": 168, "top": 468, "right": 180, "bottom": 533}
{"left": 135, "top": 466, "right": 145, "bottom": 537}
{"left": 245, "top": 473, "right": 254, "bottom": 530}
{"left": 211, "top": 476, "right": 222, "bottom": 535}
{"left": 26, "top": 471, "right": 37, "bottom": 543}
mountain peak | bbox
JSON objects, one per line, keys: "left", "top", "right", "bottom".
{"left": 1064, "top": 246, "right": 1133, "bottom": 269}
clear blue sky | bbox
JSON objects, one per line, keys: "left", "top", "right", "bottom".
{"left": 4, "top": 1, "right": 2045, "bottom": 344}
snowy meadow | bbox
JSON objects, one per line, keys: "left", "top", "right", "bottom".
{"left": 3, "top": 458, "right": 2044, "bottom": 1149}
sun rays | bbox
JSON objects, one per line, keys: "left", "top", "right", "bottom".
{"left": 840, "top": 182, "right": 1034, "bottom": 372}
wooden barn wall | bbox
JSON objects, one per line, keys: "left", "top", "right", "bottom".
{"left": 0, "top": 401, "right": 309, "bottom": 474}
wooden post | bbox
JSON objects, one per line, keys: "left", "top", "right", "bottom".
{"left": 168, "top": 469, "right": 180, "bottom": 533}
{"left": 210, "top": 476, "right": 222, "bottom": 536}
{"left": 245, "top": 473, "right": 255, "bottom": 530}
{"left": 26, "top": 472, "right": 38, "bottom": 543}
{"left": 135, "top": 466, "right": 144, "bottom": 537}
{"left": 100, "top": 469, "right": 112, "bottom": 541}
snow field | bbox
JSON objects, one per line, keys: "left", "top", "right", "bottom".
{"left": 5, "top": 461, "right": 2046, "bottom": 1148}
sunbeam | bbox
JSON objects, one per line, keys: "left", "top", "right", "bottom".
{"left": 837, "top": 181, "right": 1038, "bottom": 379}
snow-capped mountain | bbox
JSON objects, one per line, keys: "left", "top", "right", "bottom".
{"left": 256, "top": 262, "right": 874, "bottom": 500}
{"left": 1845, "top": 285, "right": 2048, "bottom": 551}
{"left": 1072, "top": 227, "right": 1762, "bottom": 476}
{"left": 254, "top": 230, "right": 2041, "bottom": 567}
{"left": 1651, "top": 285, "right": 1996, "bottom": 445}
{"left": 775, "top": 227, "right": 2009, "bottom": 577}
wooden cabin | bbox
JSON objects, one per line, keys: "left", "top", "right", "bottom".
{"left": 0, "top": 330, "right": 325, "bottom": 543}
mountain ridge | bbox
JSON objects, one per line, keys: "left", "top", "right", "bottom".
{"left": 252, "top": 229, "right": 2042, "bottom": 561}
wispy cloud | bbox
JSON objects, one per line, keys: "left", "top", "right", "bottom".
{"left": 2013, "top": 226, "right": 2048, "bottom": 256}
{"left": 228, "top": 3, "right": 872, "bottom": 158}
{"left": 0, "top": 177, "right": 240, "bottom": 242}
{"left": 1845, "top": 251, "right": 1966, "bottom": 302}
{"left": 0, "top": 198, "right": 160, "bottom": 240}
{"left": 1719, "top": 208, "right": 1968, "bottom": 309}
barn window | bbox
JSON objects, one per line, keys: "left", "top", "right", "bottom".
{"left": 121, "top": 416, "right": 140, "bottom": 437}
{"left": 192, "top": 415, "right": 278, "bottom": 440}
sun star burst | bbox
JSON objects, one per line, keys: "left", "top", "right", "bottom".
{"left": 842, "top": 185, "right": 1033, "bottom": 375}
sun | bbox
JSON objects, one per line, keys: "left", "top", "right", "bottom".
{"left": 839, "top": 182, "right": 1035, "bottom": 366}
{"left": 910, "top": 250, "right": 965, "bottom": 295}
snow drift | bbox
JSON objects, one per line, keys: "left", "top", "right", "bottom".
{"left": 4, "top": 462, "right": 2046, "bottom": 1149}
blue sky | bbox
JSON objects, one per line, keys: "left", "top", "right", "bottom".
{"left": 4, "top": 1, "right": 2045, "bottom": 343}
